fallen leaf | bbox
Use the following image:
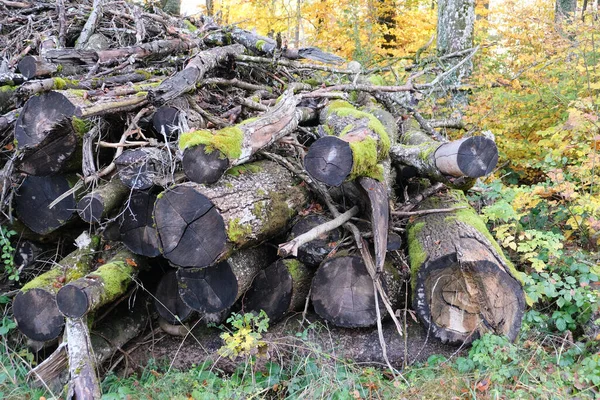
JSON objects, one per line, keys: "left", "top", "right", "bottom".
{"left": 126, "top": 258, "right": 138, "bottom": 267}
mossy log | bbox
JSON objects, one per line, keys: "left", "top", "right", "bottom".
{"left": 154, "top": 269, "right": 195, "bottom": 324}
{"left": 14, "top": 175, "right": 81, "bottom": 235}
{"left": 407, "top": 189, "right": 525, "bottom": 345}
{"left": 77, "top": 177, "right": 130, "bottom": 223}
{"left": 390, "top": 120, "right": 498, "bottom": 189}
{"left": 154, "top": 159, "right": 310, "bottom": 268}
{"left": 177, "top": 246, "right": 277, "bottom": 313}
{"left": 0, "top": 85, "right": 16, "bottom": 114}
{"left": 241, "top": 259, "right": 313, "bottom": 323}
{"left": 12, "top": 234, "right": 100, "bottom": 342}
{"left": 311, "top": 254, "right": 401, "bottom": 328}
{"left": 56, "top": 249, "right": 144, "bottom": 318}
{"left": 147, "top": 43, "right": 245, "bottom": 106}
{"left": 287, "top": 214, "right": 342, "bottom": 268}
{"left": 180, "top": 89, "right": 300, "bottom": 184}
{"left": 114, "top": 147, "right": 174, "bottom": 190}
{"left": 304, "top": 100, "right": 392, "bottom": 186}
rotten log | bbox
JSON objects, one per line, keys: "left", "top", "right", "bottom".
{"left": 407, "top": 189, "right": 525, "bottom": 344}
{"left": 118, "top": 190, "right": 160, "bottom": 257}
{"left": 241, "top": 259, "right": 312, "bottom": 323}
{"left": 77, "top": 177, "right": 130, "bottom": 224}
{"left": 286, "top": 214, "right": 342, "bottom": 268}
{"left": 147, "top": 43, "right": 245, "bottom": 106}
{"left": 304, "top": 100, "right": 392, "bottom": 186}
{"left": 390, "top": 120, "right": 498, "bottom": 189}
{"left": 179, "top": 89, "right": 299, "bottom": 184}
{"left": 311, "top": 254, "right": 401, "bottom": 328}
{"left": 154, "top": 159, "right": 310, "bottom": 268}
{"left": 12, "top": 233, "right": 100, "bottom": 342}
{"left": 154, "top": 269, "right": 195, "bottom": 324}
{"left": 55, "top": 249, "right": 143, "bottom": 319}
{"left": 14, "top": 175, "right": 80, "bottom": 235}
{"left": 177, "top": 246, "right": 276, "bottom": 314}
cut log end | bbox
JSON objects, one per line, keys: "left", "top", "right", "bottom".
{"left": 153, "top": 106, "right": 181, "bottom": 140}
{"left": 13, "top": 289, "right": 65, "bottom": 342}
{"left": 56, "top": 285, "right": 89, "bottom": 319}
{"left": 456, "top": 136, "right": 498, "bottom": 178}
{"left": 154, "top": 270, "right": 195, "bottom": 324}
{"left": 182, "top": 145, "right": 229, "bottom": 185}
{"left": 289, "top": 214, "right": 342, "bottom": 268}
{"left": 77, "top": 196, "right": 104, "bottom": 224}
{"left": 14, "top": 175, "right": 76, "bottom": 235}
{"left": 415, "top": 256, "right": 525, "bottom": 345}
{"left": 177, "top": 262, "right": 238, "bottom": 313}
{"left": 241, "top": 260, "right": 293, "bottom": 322}
{"left": 304, "top": 136, "right": 353, "bottom": 187}
{"left": 154, "top": 185, "right": 226, "bottom": 268}
{"left": 119, "top": 191, "right": 161, "bottom": 257}
{"left": 311, "top": 255, "right": 380, "bottom": 328}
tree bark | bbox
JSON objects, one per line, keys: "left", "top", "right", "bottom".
{"left": 13, "top": 233, "right": 100, "bottom": 341}
{"left": 180, "top": 89, "right": 299, "bottom": 184}
{"left": 304, "top": 100, "right": 392, "bottom": 186}
{"left": 154, "top": 160, "right": 310, "bottom": 268}
{"left": 56, "top": 249, "right": 143, "bottom": 319}
{"left": 241, "top": 259, "right": 313, "bottom": 323}
{"left": 556, "top": 0, "right": 577, "bottom": 22}
{"left": 65, "top": 317, "right": 102, "bottom": 400}
{"left": 406, "top": 189, "right": 526, "bottom": 345}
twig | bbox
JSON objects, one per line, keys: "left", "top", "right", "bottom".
{"left": 236, "top": 54, "right": 356, "bottom": 74}
{"left": 278, "top": 205, "right": 359, "bottom": 257}
{"left": 416, "top": 45, "right": 480, "bottom": 90}
{"left": 76, "top": 0, "right": 103, "bottom": 50}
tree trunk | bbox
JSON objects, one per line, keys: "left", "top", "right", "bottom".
{"left": 180, "top": 89, "right": 299, "bottom": 184}
{"left": 437, "top": 0, "right": 475, "bottom": 87}
{"left": 13, "top": 233, "right": 99, "bottom": 341}
{"left": 556, "top": 0, "right": 577, "bottom": 22}
{"left": 154, "top": 160, "right": 310, "bottom": 268}
{"left": 154, "top": 269, "right": 195, "bottom": 325}
{"left": 390, "top": 120, "right": 498, "bottom": 189}
{"left": 304, "top": 100, "right": 392, "bottom": 186}
{"left": 56, "top": 249, "right": 143, "bottom": 318}
{"left": 65, "top": 317, "right": 102, "bottom": 400}
{"left": 241, "top": 259, "right": 313, "bottom": 323}
{"left": 176, "top": 246, "right": 277, "bottom": 314}
{"left": 17, "top": 55, "right": 58, "bottom": 79}
{"left": 407, "top": 189, "right": 526, "bottom": 345}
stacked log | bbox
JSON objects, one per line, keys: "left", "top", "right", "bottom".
{"left": 0, "top": 0, "right": 528, "bottom": 394}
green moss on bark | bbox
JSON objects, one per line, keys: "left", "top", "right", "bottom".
{"left": 179, "top": 126, "right": 244, "bottom": 160}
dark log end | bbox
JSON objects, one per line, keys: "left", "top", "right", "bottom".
{"left": 176, "top": 262, "right": 237, "bottom": 313}
{"left": 155, "top": 270, "right": 195, "bottom": 324}
{"left": 13, "top": 289, "right": 64, "bottom": 341}
{"left": 311, "top": 255, "right": 379, "bottom": 328}
{"left": 457, "top": 136, "right": 499, "bottom": 178}
{"left": 387, "top": 232, "right": 402, "bottom": 251}
{"left": 15, "top": 91, "right": 77, "bottom": 149}
{"left": 289, "top": 214, "right": 342, "bottom": 267}
{"left": 182, "top": 145, "right": 229, "bottom": 185}
{"left": 14, "top": 175, "right": 76, "bottom": 235}
{"left": 119, "top": 191, "right": 161, "bottom": 257}
{"left": 77, "top": 195, "right": 104, "bottom": 224}
{"left": 304, "top": 136, "right": 353, "bottom": 186}
{"left": 114, "top": 149, "right": 161, "bottom": 190}
{"left": 153, "top": 106, "right": 180, "bottom": 140}
{"left": 154, "top": 185, "right": 226, "bottom": 267}
{"left": 241, "top": 260, "right": 293, "bottom": 323}
{"left": 414, "top": 255, "right": 525, "bottom": 345}
{"left": 56, "top": 285, "right": 89, "bottom": 319}
{"left": 17, "top": 56, "right": 38, "bottom": 79}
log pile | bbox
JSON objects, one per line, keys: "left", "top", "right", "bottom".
{"left": 0, "top": 0, "right": 526, "bottom": 395}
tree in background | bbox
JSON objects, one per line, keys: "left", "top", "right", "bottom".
{"left": 555, "top": 0, "right": 577, "bottom": 22}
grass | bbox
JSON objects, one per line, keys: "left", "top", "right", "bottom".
{"left": 1, "top": 315, "right": 599, "bottom": 400}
